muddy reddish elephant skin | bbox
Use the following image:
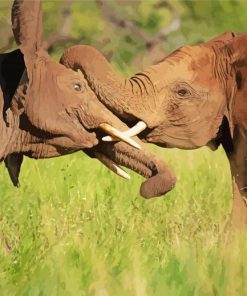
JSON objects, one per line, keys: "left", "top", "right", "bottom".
{"left": 61, "top": 32, "right": 247, "bottom": 227}
{"left": 0, "top": 0, "right": 176, "bottom": 199}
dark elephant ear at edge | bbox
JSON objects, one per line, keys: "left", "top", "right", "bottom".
{"left": 202, "top": 31, "right": 237, "bottom": 139}
{"left": 4, "top": 154, "right": 23, "bottom": 187}
{"left": 11, "top": 0, "right": 43, "bottom": 73}
{"left": 202, "top": 31, "right": 236, "bottom": 48}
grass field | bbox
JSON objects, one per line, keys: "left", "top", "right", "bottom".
{"left": 0, "top": 145, "right": 247, "bottom": 295}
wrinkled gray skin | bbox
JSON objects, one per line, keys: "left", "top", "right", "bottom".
{"left": 61, "top": 32, "right": 247, "bottom": 227}
{"left": 0, "top": 0, "right": 176, "bottom": 198}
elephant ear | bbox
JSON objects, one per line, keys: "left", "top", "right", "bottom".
{"left": 202, "top": 32, "right": 237, "bottom": 151}
{"left": 4, "top": 154, "right": 23, "bottom": 187}
{"left": 227, "top": 33, "right": 247, "bottom": 65}
{"left": 203, "top": 31, "right": 236, "bottom": 48}
{"left": 226, "top": 33, "right": 247, "bottom": 132}
{"left": 205, "top": 33, "right": 247, "bottom": 150}
{"left": 11, "top": 0, "right": 43, "bottom": 76}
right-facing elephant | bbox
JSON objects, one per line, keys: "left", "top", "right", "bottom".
{"left": 61, "top": 32, "right": 247, "bottom": 227}
{"left": 0, "top": 0, "right": 176, "bottom": 199}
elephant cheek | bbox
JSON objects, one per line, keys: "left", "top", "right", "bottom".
{"left": 190, "top": 118, "right": 223, "bottom": 147}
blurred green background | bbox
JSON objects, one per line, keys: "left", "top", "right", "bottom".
{"left": 1, "top": 0, "right": 247, "bottom": 295}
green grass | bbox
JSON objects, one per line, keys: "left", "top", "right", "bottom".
{"left": 0, "top": 145, "right": 247, "bottom": 295}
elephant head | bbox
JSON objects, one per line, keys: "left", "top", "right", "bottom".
{"left": 0, "top": 0, "right": 176, "bottom": 198}
{"left": 60, "top": 32, "right": 242, "bottom": 149}
{"left": 61, "top": 32, "right": 247, "bottom": 225}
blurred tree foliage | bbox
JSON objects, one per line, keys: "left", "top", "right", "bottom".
{"left": 0, "top": 0, "right": 247, "bottom": 75}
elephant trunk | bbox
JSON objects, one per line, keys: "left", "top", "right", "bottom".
{"left": 60, "top": 45, "right": 159, "bottom": 128}
{"left": 86, "top": 140, "right": 176, "bottom": 198}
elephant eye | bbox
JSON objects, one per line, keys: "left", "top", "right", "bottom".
{"left": 74, "top": 83, "right": 82, "bottom": 92}
{"left": 177, "top": 88, "right": 190, "bottom": 97}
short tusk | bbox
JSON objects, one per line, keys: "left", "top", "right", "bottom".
{"left": 102, "top": 121, "right": 147, "bottom": 142}
{"left": 99, "top": 123, "right": 141, "bottom": 149}
{"left": 112, "top": 163, "right": 131, "bottom": 180}
{"left": 124, "top": 121, "right": 147, "bottom": 137}
{"left": 95, "top": 152, "right": 130, "bottom": 180}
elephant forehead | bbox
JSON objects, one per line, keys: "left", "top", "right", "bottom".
{"left": 189, "top": 47, "right": 216, "bottom": 75}
{"left": 33, "top": 53, "right": 79, "bottom": 80}
{"left": 164, "top": 63, "right": 196, "bottom": 82}
{"left": 46, "top": 59, "right": 79, "bottom": 80}
{"left": 164, "top": 45, "right": 215, "bottom": 80}
{"left": 33, "top": 59, "right": 87, "bottom": 96}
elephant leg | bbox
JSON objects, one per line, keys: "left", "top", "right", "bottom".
{"left": 230, "top": 179, "right": 247, "bottom": 229}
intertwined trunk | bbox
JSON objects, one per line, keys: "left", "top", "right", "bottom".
{"left": 88, "top": 140, "right": 176, "bottom": 198}
{"left": 60, "top": 45, "right": 163, "bottom": 128}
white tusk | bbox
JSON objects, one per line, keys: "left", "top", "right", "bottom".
{"left": 95, "top": 152, "right": 130, "bottom": 180}
{"left": 112, "top": 164, "right": 131, "bottom": 180}
{"left": 102, "top": 121, "right": 147, "bottom": 142}
{"left": 99, "top": 123, "right": 141, "bottom": 149}
{"left": 124, "top": 121, "right": 147, "bottom": 137}
{"left": 102, "top": 135, "right": 117, "bottom": 142}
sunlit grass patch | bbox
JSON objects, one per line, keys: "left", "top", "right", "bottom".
{"left": 0, "top": 146, "right": 246, "bottom": 295}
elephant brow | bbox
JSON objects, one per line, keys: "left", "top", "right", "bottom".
{"left": 135, "top": 72, "right": 156, "bottom": 94}
{"left": 131, "top": 76, "right": 149, "bottom": 96}
{"left": 129, "top": 79, "right": 134, "bottom": 94}
{"left": 130, "top": 76, "right": 144, "bottom": 96}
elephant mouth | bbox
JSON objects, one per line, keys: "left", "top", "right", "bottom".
{"left": 85, "top": 141, "right": 176, "bottom": 199}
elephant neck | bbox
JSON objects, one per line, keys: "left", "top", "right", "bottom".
{"left": 0, "top": 87, "right": 46, "bottom": 160}
{"left": 227, "top": 125, "right": 247, "bottom": 224}
{"left": 226, "top": 63, "right": 247, "bottom": 213}
{"left": 0, "top": 115, "right": 58, "bottom": 160}
{"left": 0, "top": 108, "right": 21, "bottom": 160}
{"left": 233, "top": 63, "right": 247, "bottom": 128}
{"left": 229, "top": 125, "right": 247, "bottom": 190}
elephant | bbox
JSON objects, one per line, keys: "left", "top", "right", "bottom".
{"left": 61, "top": 32, "right": 247, "bottom": 227}
{"left": 0, "top": 0, "right": 176, "bottom": 198}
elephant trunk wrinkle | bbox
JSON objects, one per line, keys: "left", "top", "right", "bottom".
{"left": 99, "top": 142, "right": 153, "bottom": 178}
{"left": 93, "top": 141, "right": 176, "bottom": 198}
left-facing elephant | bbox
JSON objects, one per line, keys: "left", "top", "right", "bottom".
{"left": 0, "top": 0, "right": 176, "bottom": 198}
{"left": 61, "top": 32, "right": 247, "bottom": 226}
